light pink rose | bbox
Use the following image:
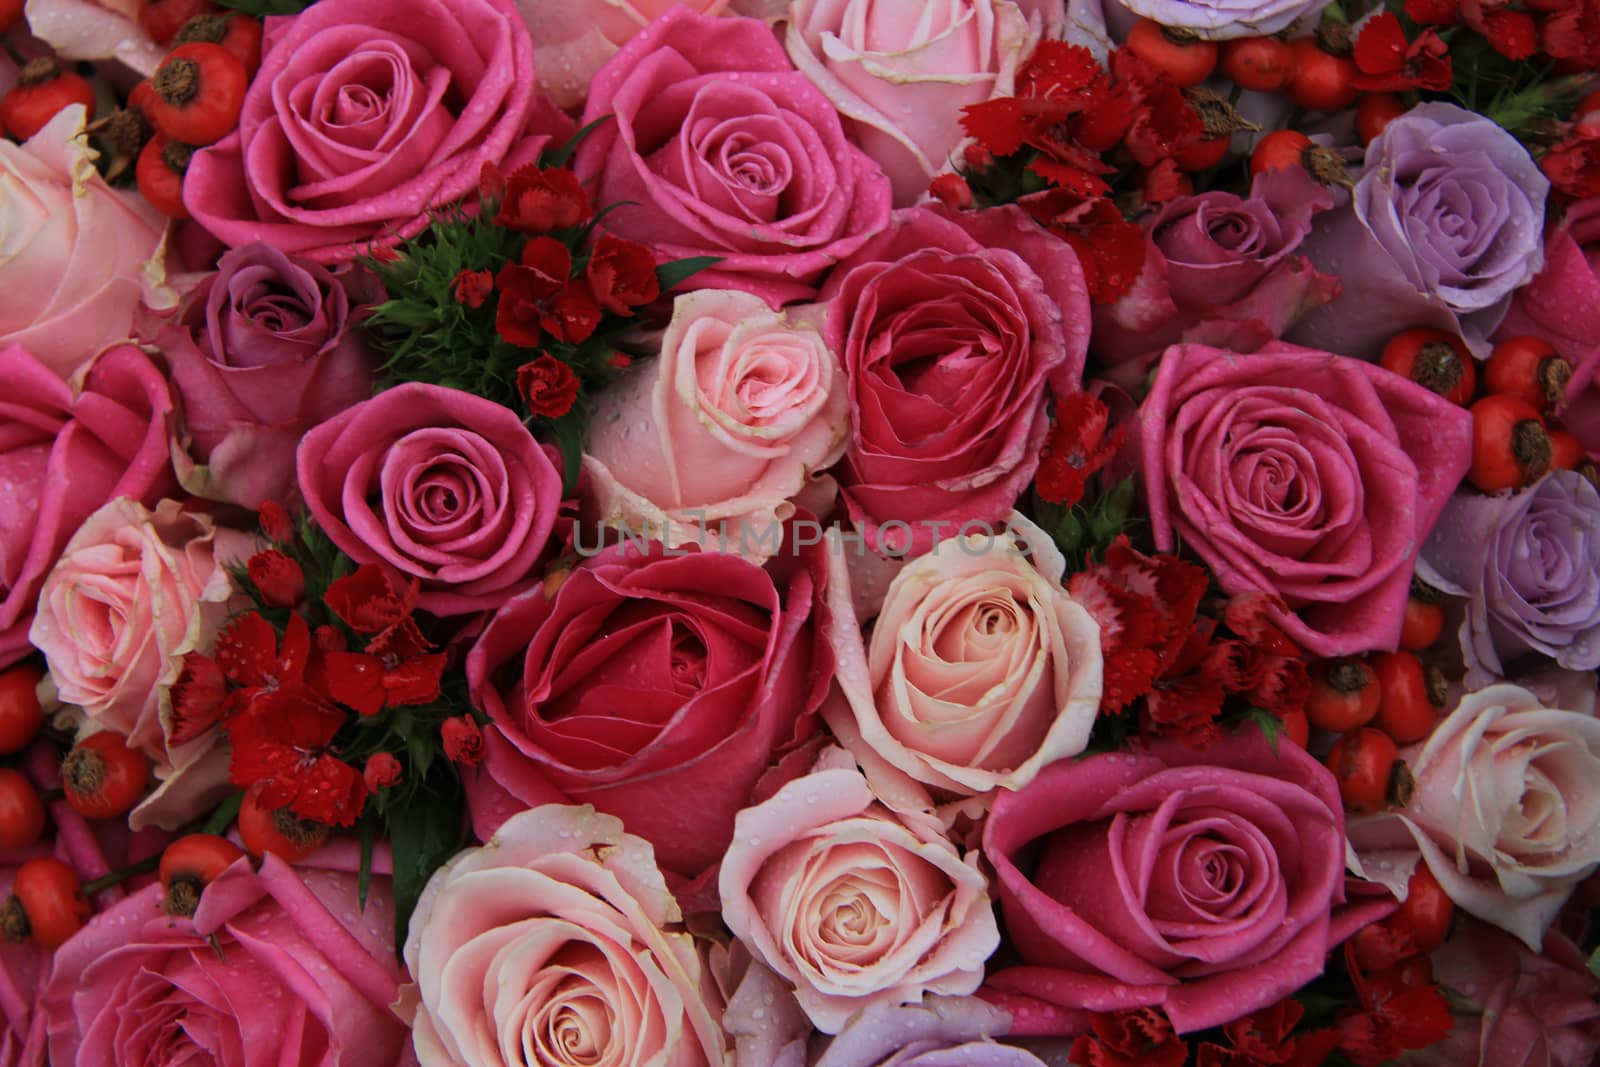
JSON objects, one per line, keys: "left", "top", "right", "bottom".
{"left": 1136, "top": 340, "right": 1473, "bottom": 657}
{"left": 28, "top": 498, "right": 251, "bottom": 830}
{"left": 402, "top": 805, "right": 727, "bottom": 1067}
{"left": 40, "top": 844, "right": 410, "bottom": 1067}
{"left": 184, "top": 0, "right": 571, "bottom": 263}
{"left": 513, "top": 0, "right": 731, "bottom": 109}
{"left": 1348, "top": 682, "right": 1600, "bottom": 950}
{"left": 822, "top": 513, "right": 1102, "bottom": 805}
{"left": 718, "top": 748, "right": 1000, "bottom": 1033}
{"left": 1404, "top": 919, "right": 1600, "bottom": 1067}
{"left": 785, "top": 0, "right": 1035, "bottom": 205}
{"left": 0, "top": 344, "right": 176, "bottom": 669}
{"left": 0, "top": 106, "right": 170, "bottom": 380}
{"left": 22, "top": 0, "right": 165, "bottom": 76}
{"left": 584, "top": 290, "right": 848, "bottom": 557}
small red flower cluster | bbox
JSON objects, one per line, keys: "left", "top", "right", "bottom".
{"left": 1407, "top": 0, "right": 1600, "bottom": 64}
{"left": 1068, "top": 540, "right": 1309, "bottom": 746}
{"left": 1352, "top": 13, "right": 1453, "bottom": 92}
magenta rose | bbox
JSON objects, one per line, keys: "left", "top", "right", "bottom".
{"left": 573, "top": 6, "right": 893, "bottom": 307}
{"left": 184, "top": 0, "right": 570, "bottom": 263}
{"left": 0, "top": 344, "right": 176, "bottom": 668}
{"left": 1091, "top": 167, "right": 1340, "bottom": 380}
{"left": 1405, "top": 919, "right": 1600, "bottom": 1067}
{"left": 1136, "top": 340, "right": 1472, "bottom": 656}
{"left": 1497, "top": 198, "right": 1600, "bottom": 461}
{"left": 297, "top": 382, "right": 564, "bottom": 616}
{"left": 465, "top": 526, "right": 831, "bottom": 877}
{"left": 403, "top": 805, "right": 728, "bottom": 1067}
{"left": 40, "top": 844, "right": 410, "bottom": 1067}
{"left": 159, "top": 242, "right": 382, "bottom": 509}
{"left": 981, "top": 728, "right": 1366, "bottom": 1035}
{"left": 822, "top": 204, "right": 1090, "bottom": 555}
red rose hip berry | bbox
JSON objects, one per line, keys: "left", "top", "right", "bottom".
{"left": 1285, "top": 36, "right": 1358, "bottom": 112}
{"left": 136, "top": 132, "right": 194, "bottom": 219}
{"left": 238, "top": 784, "right": 329, "bottom": 863}
{"left": 138, "top": 0, "right": 222, "bottom": 46}
{"left": 1469, "top": 394, "right": 1551, "bottom": 492}
{"left": 173, "top": 12, "right": 264, "bottom": 77}
{"left": 1220, "top": 36, "right": 1294, "bottom": 92}
{"left": 1380, "top": 329, "right": 1475, "bottom": 406}
{"left": 159, "top": 833, "right": 244, "bottom": 916}
{"left": 3, "top": 857, "right": 90, "bottom": 950}
{"left": 1327, "top": 727, "right": 1410, "bottom": 814}
{"left": 1305, "top": 657, "right": 1381, "bottom": 732}
{"left": 62, "top": 732, "right": 149, "bottom": 820}
{"left": 0, "top": 662, "right": 45, "bottom": 755}
{"left": 1485, "top": 336, "right": 1571, "bottom": 414}
{"left": 145, "top": 42, "right": 248, "bottom": 146}
{"left": 1, "top": 59, "right": 97, "bottom": 143}
{"left": 1125, "top": 19, "right": 1219, "bottom": 87}
{"left": 1369, "top": 650, "right": 1439, "bottom": 744}
{"left": 0, "top": 769, "right": 46, "bottom": 851}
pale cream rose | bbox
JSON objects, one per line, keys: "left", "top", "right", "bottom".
{"left": 718, "top": 748, "right": 1000, "bottom": 1033}
{"left": 822, "top": 512, "right": 1103, "bottom": 806}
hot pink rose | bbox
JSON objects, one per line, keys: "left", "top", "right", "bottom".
{"left": 1497, "top": 198, "right": 1600, "bottom": 461}
{"left": 0, "top": 106, "right": 170, "bottom": 380}
{"left": 584, "top": 289, "right": 849, "bottom": 557}
{"left": 718, "top": 749, "right": 1000, "bottom": 1032}
{"left": 1348, "top": 682, "right": 1600, "bottom": 951}
{"left": 1405, "top": 919, "right": 1600, "bottom": 1067}
{"left": 982, "top": 728, "right": 1371, "bottom": 1035}
{"left": 822, "top": 513, "right": 1103, "bottom": 804}
{"left": 22, "top": 0, "right": 165, "bottom": 75}
{"left": 0, "top": 344, "right": 176, "bottom": 669}
{"left": 402, "top": 805, "right": 727, "bottom": 1067}
{"left": 785, "top": 0, "right": 1036, "bottom": 205}
{"left": 40, "top": 844, "right": 410, "bottom": 1067}
{"left": 465, "top": 527, "right": 831, "bottom": 878}
{"left": 512, "top": 0, "right": 731, "bottom": 109}
{"left": 822, "top": 204, "right": 1090, "bottom": 556}
{"left": 28, "top": 498, "right": 251, "bottom": 830}
{"left": 184, "top": 0, "right": 570, "bottom": 263}
{"left": 1136, "top": 341, "right": 1472, "bottom": 657}
{"left": 296, "top": 383, "right": 564, "bottom": 616}
{"left": 573, "top": 7, "right": 893, "bottom": 307}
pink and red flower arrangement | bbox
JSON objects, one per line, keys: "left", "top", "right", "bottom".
{"left": 0, "top": 0, "right": 1599, "bottom": 1063}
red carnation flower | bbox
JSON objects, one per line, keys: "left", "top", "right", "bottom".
{"left": 495, "top": 165, "right": 591, "bottom": 234}
{"left": 517, "top": 355, "right": 581, "bottom": 419}
{"left": 585, "top": 233, "right": 659, "bottom": 315}
{"left": 442, "top": 715, "right": 484, "bottom": 766}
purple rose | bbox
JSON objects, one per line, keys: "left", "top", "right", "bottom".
{"left": 1290, "top": 103, "right": 1548, "bottom": 358}
{"left": 1102, "top": 0, "right": 1325, "bottom": 38}
{"left": 159, "top": 243, "right": 381, "bottom": 509}
{"left": 0, "top": 345, "right": 176, "bottom": 668}
{"left": 812, "top": 999, "right": 1049, "bottom": 1067}
{"left": 1092, "top": 167, "right": 1340, "bottom": 378}
{"left": 1420, "top": 471, "right": 1600, "bottom": 687}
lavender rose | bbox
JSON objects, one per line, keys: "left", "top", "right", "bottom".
{"left": 1291, "top": 103, "right": 1549, "bottom": 358}
{"left": 1420, "top": 471, "right": 1600, "bottom": 687}
{"left": 159, "top": 243, "right": 381, "bottom": 509}
{"left": 1102, "top": 0, "right": 1325, "bottom": 38}
{"left": 1092, "top": 167, "right": 1340, "bottom": 378}
{"left": 813, "top": 998, "right": 1049, "bottom": 1067}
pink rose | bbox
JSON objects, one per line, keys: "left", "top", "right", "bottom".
{"left": 28, "top": 498, "right": 251, "bottom": 830}
{"left": 40, "top": 844, "right": 410, "bottom": 1067}
{"left": 718, "top": 749, "right": 1000, "bottom": 1032}
{"left": 0, "top": 106, "right": 169, "bottom": 380}
{"left": 1348, "top": 682, "right": 1600, "bottom": 950}
{"left": 822, "top": 513, "right": 1103, "bottom": 803}
{"left": 1497, "top": 198, "right": 1600, "bottom": 462}
{"left": 296, "top": 383, "right": 564, "bottom": 616}
{"left": 1405, "top": 919, "right": 1600, "bottom": 1067}
{"left": 822, "top": 204, "right": 1090, "bottom": 555}
{"left": 584, "top": 290, "right": 848, "bottom": 556}
{"left": 158, "top": 242, "right": 382, "bottom": 509}
{"left": 513, "top": 0, "right": 731, "bottom": 109}
{"left": 184, "top": 0, "right": 571, "bottom": 263}
{"left": 0, "top": 344, "right": 176, "bottom": 669}
{"left": 22, "top": 0, "right": 165, "bottom": 75}
{"left": 465, "top": 527, "right": 831, "bottom": 877}
{"left": 784, "top": 0, "right": 1036, "bottom": 205}
{"left": 573, "top": 7, "right": 893, "bottom": 307}
{"left": 402, "top": 805, "right": 727, "bottom": 1067}
{"left": 982, "top": 728, "right": 1375, "bottom": 1035}
{"left": 1136, "top": 341, "right": 1472, "bottom": 657}
{"left": 1091, "top": 168, "right": 1341, "bottom": 383}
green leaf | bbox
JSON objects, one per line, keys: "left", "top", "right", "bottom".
{"left": 1590, "top": 944, "right": 1600, "bottom": 979}
{"left": 541, "top": 115, "right": 615, "bottom": 168}
{"left": 385, "top": 771, "right": 467, "bottom": 956}
{"left": 550, "top": 410, "right": 588, "bottom": 497}
{"left": 655, "top": 256, "right": 724, "bottom": 292}
{"left": 213, "top": 0, "right": 312, "bottom": 13}
{"left": 1238, "top": 707, "right": 1283, "bottom": 756}
{"left": 204, "top": 792, "right": 244, "bottom": 836}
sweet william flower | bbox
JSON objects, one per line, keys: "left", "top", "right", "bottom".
{"left": 363, "top": 752, "right": 402, "bottom": 792}
{"left": 442, "top": 716, "right": 485, "bottom": 766}
{"left": 515, "top": 355, "right": 580, "bottom": 419}
{"left": 493, "top": 164, "right": 590, "bottom": 233}
{"left": 245, "top": 549, "right": 304, "bottom": 608}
